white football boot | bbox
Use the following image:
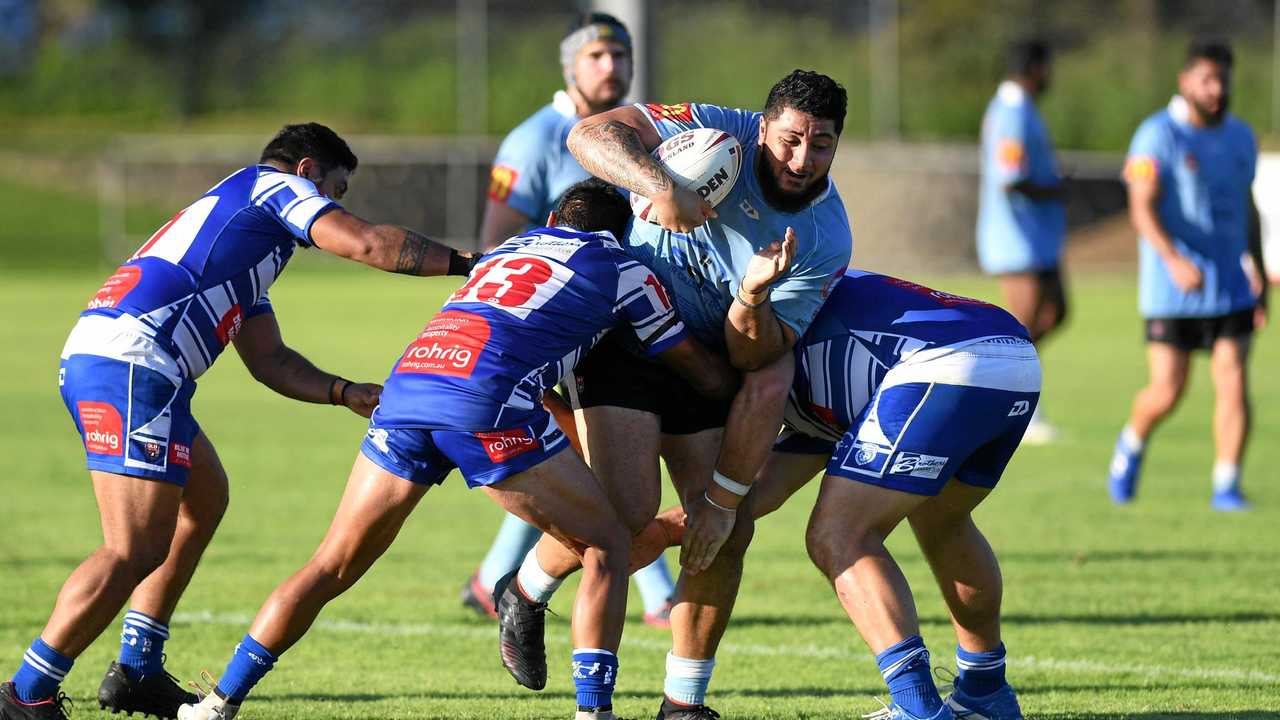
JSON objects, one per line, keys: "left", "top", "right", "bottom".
{"left": 177, "top": 690, "right": 239, "bottom": 720}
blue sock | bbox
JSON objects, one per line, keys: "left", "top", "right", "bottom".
{"left": 664, "top": 653, "right": 715, "bottom": 706}
{"left": 214, "top": 635, "right": 278, "bottom": 704}
{"left": 118, "top": 610, "right": 169, "bottom": 679}
{"left": 477, "top": 513, "right": 543, "bottom": 590}
{"left": 956, "top": 643, "right": 1007, "bottom": 698}
{"left": 876, "top": 635, "right": 942, "bottom": 718}
{"left": 634, "top": 555, "right": 676, "bottom": 614}
{"left": 572, "top": 649, "right": 618, "bottom": 710}
{"left": 12, "top": 638, "right": 73, "bottom": 703}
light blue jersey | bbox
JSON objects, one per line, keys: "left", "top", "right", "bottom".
{"left": 1126, "top": 96, "right": 1257, "bottom": 318}
{"left": 976, "top": 81, "right": 1066, "bottom": 274}
{"left": 628, "top": 102, "right": 853, "bottom": 349}
{"left": 487, "top": 91, "right": 594, "bottom": 224}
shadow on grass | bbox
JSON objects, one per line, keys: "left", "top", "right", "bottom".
{"left": 728, "top": 610, "right": 1280, "bottom": 630}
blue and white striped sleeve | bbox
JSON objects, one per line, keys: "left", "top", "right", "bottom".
{"left": 613, "top": 260, "right": 687, "bottom": 356}
{"left": 252, "top": 171, "right": 341, "bottom": 247}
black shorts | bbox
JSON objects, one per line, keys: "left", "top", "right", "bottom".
{"left": 566, "top": 331, "right": 732, "bottom": 435}
{"left": 1145, "top": 308, "right": 1255, "bottom": 352}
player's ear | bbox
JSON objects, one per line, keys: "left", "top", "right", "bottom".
{"left": 546, "top": 211, "right": 557, "bottom": 227}
{"left": 758, "top": 116, "right": 767, "bottom": 145}
{"left": 296, "top": 157, "right": 318, "bottom": 181}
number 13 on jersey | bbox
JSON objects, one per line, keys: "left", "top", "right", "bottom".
{"left": 449, "top": 253, "right": 576, "bottom": 320}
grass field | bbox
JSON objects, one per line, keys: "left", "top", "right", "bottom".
{"left": 3, "top": 264, "right": 1279, "bottom": 720}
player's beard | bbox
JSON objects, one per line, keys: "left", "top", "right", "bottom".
{"left": 1192, "top": 93, "right": 1229, "bottom": 126}
{"left": 755, "top": 151, "right": 829, "bottom": 214}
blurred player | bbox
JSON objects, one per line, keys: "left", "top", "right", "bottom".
{"left": 462, "top": 11, "right": 679, "bottom": 629}
{"left": 0, "top": 123, "right": 477, "bottom": 720}
{"left": 977, "top": 39, "right": 1066, "bottom": 444}
{"left": 176, "top": 180, "right": 737, "bottom": 720}
{"left": 749, "top": 271, "right": 1038, "bottom": 720}
{"left": 499, "top": 71, "right": 852, "bottom": 719}
{"left": 1108, "top": 40, "right": 1267, "bottom": 511}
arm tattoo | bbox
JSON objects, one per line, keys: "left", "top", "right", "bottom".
{"left": 393, "top": 230, "right": 434, "bottom": 275}
{"left": 570, "top": 120, "right": 672, "bottom": 197}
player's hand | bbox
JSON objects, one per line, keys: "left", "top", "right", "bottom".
{"left": 1255, "top": 304, "right": 1268, "bottom": 331}
{"left": 343, "top": 382, "right": 382, "bottom": 418}
{"left": 1165, "top": 253, "right": 1203, "bottom": 292}
{"left": 741, "top": 227, "right": 798, "bottom": 295}
{"left": 680, "top": 491, "right": 737, "bottom": 575}
{"left": 651, "top": 185, "right": 716, "bottom": 233}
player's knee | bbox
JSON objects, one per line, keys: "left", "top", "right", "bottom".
{"left": 719, "top": 510, "right": 756, "bottom": 560}
{"left": 104, "top": 542, "right": 170, "bottom": 583}
{"left": 741, "top": 361, "right": 792, "bottom": 408}
{"left": 1145, "top": 381, "right": 1184, "bottom": 414}
{"left": 620, "top": 500, "right": 660, "bottom": 536}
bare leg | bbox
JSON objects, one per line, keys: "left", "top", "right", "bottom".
{"left": 997, "top": 271, "right": 1066, "bottom": 344}
{"left": 248, "top": 454, "right": 429, "bottom": 652}
{"left": 483, "top": 450, "right": 632, "bottom": 651}
{"left": 128, "top": 432, "right": 230, "bottom": 622}
{"left": 805, "top": 475, "right": 927, "bottom": 653}
{"left": 1127, "top": 343, "right": 1191, "bottom": 440}
{"left": 41, "top": 472, "right": 183, "bottom": 657}
{"left": 907, "top": 483, "right": 1000, "bottom": 652}
{"left": 1209, "top": 336, "right": 1251, "bottom": 466}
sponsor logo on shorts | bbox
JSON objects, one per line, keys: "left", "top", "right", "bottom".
{"left": 476, "top": 427, "right": 539, "bottom": 463}
{"left": 169, "top": 442, "right": 191, "bottom": 468}
{"left": 396, "top": 311, "right": 490, "bottom": 378}
{"left": 78, "top": 401, "right": 124, "bottom": 456}
{"left": 890, "top": 451, "right": 949, "bottom": 479}
{"left": 87, "top": 266, "right": 143, "bottom": 310}
{"left": 365, "top": 428, "right": 391, "bottom": 454}
{"left": 487, "top": 165, "right": 519, "bottom": 203}
{"left": 838, "top": 440, "right": 892, "bottom": 475}
{"left": 215, "top": 304, "right": 244, "bottom": 346}
{"left": 1009, "top": 400, "right": 1031, "bottom": 417}
{"left": 645, "top": 103, "right": 693, "bottom": 124}
{"left": 142, "top": 441, "right": 163, "bottom": 460}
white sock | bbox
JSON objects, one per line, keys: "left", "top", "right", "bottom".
{"left": 664, "top": 652, "right": 715, "bottom": 706}
{"left": 1212, "top": 461, "right": 1240, "bottom": 494}
{"left": 516, "top": 548, "right": 563, "bottom": 603}
{"left": 1120, "top": 425, "right": 1145, "bottom": 454}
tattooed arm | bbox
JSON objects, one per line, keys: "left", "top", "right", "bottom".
{"left": 310, "top": 208, "right": 473, "bottom": 276}
{"left": 567, "top": 106, "right": 715, "bottom": 232}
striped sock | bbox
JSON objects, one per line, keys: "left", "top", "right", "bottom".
{"left": 956, "top": 643, "right": 1007, "bottom": 698}
{"left": 119, "top": 610, "right": 169, "bottom": 679}
{"left": 12, "top": 638, "right": 73, "bottom": 703}
{"left": 876, "top": 635, "right": 942, "bottom": 718}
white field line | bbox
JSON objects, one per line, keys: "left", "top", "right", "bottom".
{"left": 172, "top": 611, "right": 1280, "bottom": 685}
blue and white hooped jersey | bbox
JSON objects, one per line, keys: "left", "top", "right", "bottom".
{"left": 66, "top": 165, "right": 340, "bottom": 380}
{"left": 373, "top": 227, "right": 688, "bottom": 432}
{"left": 487, "top": 91, "right": 596, "bottom": 225}
{"left": 1125, "top": 96, "right": 1258, "bottom": 318}
{"left": 977, "top": 81, "right": 1066, "bottom": 274}
{"left": 786, "top": 270, "right": 1031, "bottom": 442}
{"left": 626, "top": 102, "right": 852, "bottom": 349}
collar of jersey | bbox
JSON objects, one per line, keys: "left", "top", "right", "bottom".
{"left": 1168, "top": 94, "right": 1192, "bottom": 125}
{"left": 553, "top": 90, "right": 578, "bottom": 118}
{"left": 997, "top": 80, "right": 1027, "bottom": 107}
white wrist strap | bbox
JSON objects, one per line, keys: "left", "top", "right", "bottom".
{"left": 703, "top": 490, "right": 736, "bottom": 513}
{"left": 712, "top": 471, "right": 751, "bottom": 496}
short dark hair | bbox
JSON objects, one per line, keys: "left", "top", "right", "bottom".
{"left": 763, "top": 70, "right": 847, "bottom": 136}
{"left": 1186, "top": 39, "right": 1233, "bottom": 70}
{"left": 554, "top": 178, "right": 631, "bottom": 240}
{"left": 1007, "top": 39, "right": 1051, "bottom": 75}
{"left": 260, "top": 123, "right": 358, "bottom": 174}
{"left": 565, "top": 11, "right": 628, "bottom": 38}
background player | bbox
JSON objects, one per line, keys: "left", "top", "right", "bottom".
{"left": 1108, "top": 40, "right": 1267, "bottom": 511}
{"left": 500, "top": 71, "right": 852, "bottom": 720}
{"left": 976, "top": 38, "right": 1066, "bottom": 444}
{"left": 1, "top": 123, "right": 475, "bottom": 720}
{"left": 462, "top": 12, "right": 678, "bottom": 629}
{"left": 177, "top": 180, "right": 737, "bottom": 720}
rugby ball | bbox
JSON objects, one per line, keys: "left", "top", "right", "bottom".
{"left": 630, "top": 128, "right": 743, "bottom": 223}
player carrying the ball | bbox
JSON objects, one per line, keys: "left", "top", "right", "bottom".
{"left": 496, "top": 70, "right": 853, "bottom": 719}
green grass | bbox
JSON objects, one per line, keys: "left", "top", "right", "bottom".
{"left": 3, "top": 269, "right": 1279, "bottom": 719}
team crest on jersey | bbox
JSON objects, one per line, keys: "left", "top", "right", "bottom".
{"left": 645, "top": 103, "right": 693, "bottom": 124}
{"left": 488, "top": 165, "right": 519, "bottom": 203}
{"left": 739, "top": 199, "right": 759, "bottom": 220}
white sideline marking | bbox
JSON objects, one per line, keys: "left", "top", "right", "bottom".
{"left": 172, "top": 611, "right": 1280, "bottom": 685}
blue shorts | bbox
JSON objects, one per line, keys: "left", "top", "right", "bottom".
{"left": 360, "top": 409, "right": 569, "bottom": 489}
{"left": 822, "top": 381, "right": 1038, "bottom": 496}
{"left": 59, "top": 354, "right": 199, "bottom": 486}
